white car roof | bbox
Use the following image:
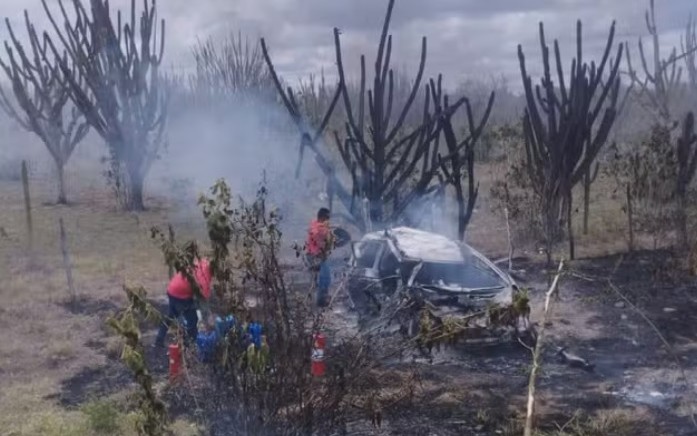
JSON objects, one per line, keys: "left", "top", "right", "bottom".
{"left": 362, "top": 226, "right": 471, "bottom": 263}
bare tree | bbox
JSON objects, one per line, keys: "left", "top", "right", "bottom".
{"left": 263, "top": 0, "right": 475, "bottom": 230}
{"left": 518, "top": 19, "right": 623, "bottom": 262}
{"left": 41, "top": 0, "right": 167, "bottom": 211}
{"left": 0, "top": 11, "right": 89, "bottom": 204}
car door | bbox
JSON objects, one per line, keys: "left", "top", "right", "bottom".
{"left": 347, "top": 239, "right": 385, "bottom": 312}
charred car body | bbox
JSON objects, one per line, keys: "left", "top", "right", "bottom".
{"left": 346, "top": 227, "right": 535, "bottom": 347}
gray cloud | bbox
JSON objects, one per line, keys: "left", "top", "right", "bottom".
{"left": 0, "top": 0, "right": 695, "bottom": 90}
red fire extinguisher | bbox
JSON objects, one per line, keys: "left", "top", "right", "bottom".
{"left": 311, "top": 332, "right": 326, "bottom": 377}
{"left": 168, "top": 343, "right": 182, "bottom": 382}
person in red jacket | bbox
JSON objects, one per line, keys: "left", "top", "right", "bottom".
{"left": 155, "top": 257, "right": 213, "bottom": 347}
{"left": 306, "top": 208, "right": 335, "bottom": 307}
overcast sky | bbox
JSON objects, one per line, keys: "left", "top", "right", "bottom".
{"left": 1, "top": 0, "right": 695, "bottom": 91}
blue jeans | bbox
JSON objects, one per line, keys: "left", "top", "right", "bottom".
{"left": 155, "top": 295, "right": 199, "bottom": 346}
{"left": 317, "top": 261, "right": 331, "bottom": 307}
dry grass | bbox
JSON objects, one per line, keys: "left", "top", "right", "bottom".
{"left": 0, "top": 167, "right": 201, "bottom": 435}
{"left": 535, "top": 409, "right": 651, "bottom": 436}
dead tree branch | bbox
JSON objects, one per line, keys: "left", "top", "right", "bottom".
{"left": 260, "top": 38, "right": 348, "bottom": 216}
{"left": 524, "top": 259, "right": 564, "bottom": 436}
{"left": 438, "top": 87, "right": 495, "bottom": 240}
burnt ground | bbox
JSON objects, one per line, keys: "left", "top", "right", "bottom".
{"left": 39, "top": 249, "right": 697, "bottom": 435}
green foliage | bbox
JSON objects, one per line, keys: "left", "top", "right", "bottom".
{"left": 106, "top": 286, "right": 168, "bottom": 436}
{"left": 150, "top": 226, "right": 203, "bottom": 300}
{"left": 81, "top": 399, "right": 120, "bottom": 434}
{"left": 198, "top": 178, "right": 233, "bottom": 281}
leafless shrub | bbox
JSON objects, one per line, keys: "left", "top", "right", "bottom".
{"left": 489, "top": 123, "right": 545, "bottom": 249}
{"left": 606, "top": 113, "right": 697, "bottom": 252}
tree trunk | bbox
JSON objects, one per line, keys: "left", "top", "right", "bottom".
{"left": 567, "top": 192, "right": 575, "bottom": 261}
{"left": 56, "top": 161, "right": 68, "bottom": 205}
{"left": 626, "top": 184, "right": 634, "bottom": 253}
{"left": 542, "top": 189, "right": 563, "bottom": 269}
{"left": 127, "top": 166, "right": 146, "bottom": 211}
{"left": 21, "top": 160, "right": 33, "bottom": 251}
{"left": 583, "top": 170, "right": 591, "bottom": 235}
{"left": 455, "top": 183, "right": 466, "bottom": 241}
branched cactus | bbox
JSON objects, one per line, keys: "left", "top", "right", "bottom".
{"left": 684, "top": 16, "right": 697, "bottom": 95}
{"left": 626, "top": 0, "right": 684, "bottom": 126}
{"left": 41, "top": 0, "right": 168, "bottom": 211}
{"left": 262, "top": 0, "right": 484, "bottom": 231}
{"left": 0, "top": 10, "right": 89, "bottom": 204}
{"left": 517, "top": 19, "right": 623, "bottom": 261}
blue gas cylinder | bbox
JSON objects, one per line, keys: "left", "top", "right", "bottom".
{"left": 196, "top": 330, "right": 218, "bottom": 362}
{"left": 215, "top": 315, "right": 235, "bottom": 339}
{"left": 248, "top": 323, "right": 262, "bottom": 349}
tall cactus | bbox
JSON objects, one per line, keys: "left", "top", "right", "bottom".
{"left": 41, "top": 0, "right": 167, "bottom": 211}
{"left": 626, "top": 0, "right": 685, "bottom": 127}
{"left": 263, "top": 0, "right": 472, "bottom": 230}
{"left": 684, "top": 16, "right": 697, "bottom": 96}
{"left": 0, "top": 10, "right": 89, "bottom": 204}
{"left": 518, "top": 19, "right": 623, "bottom": 261}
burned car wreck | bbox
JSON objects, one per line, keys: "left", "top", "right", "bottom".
{"left": 346, "top": 227, "right": 535, "bottom": 349}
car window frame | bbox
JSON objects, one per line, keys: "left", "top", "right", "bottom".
{"left": 352, "top": 240, "right": 385, "bottom": 270}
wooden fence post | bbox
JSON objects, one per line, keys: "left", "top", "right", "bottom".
{"left": 21, "top": 160, "right": 33, "bottom": 250}
{"left": 59, "top": 217, "right": 76, "bottom": 304}
{"left": 168, "top": 224, "right": 175, "bottom": 279}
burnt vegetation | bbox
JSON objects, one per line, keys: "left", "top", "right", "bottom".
{"left": 262, "top": 0, "right": 491, "bottom": 236}
{"left": 517, "top": 19, "right": 624, "bottom": 263}
{"left": 3, "top": 0, "right": 697, "bottom": 435}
